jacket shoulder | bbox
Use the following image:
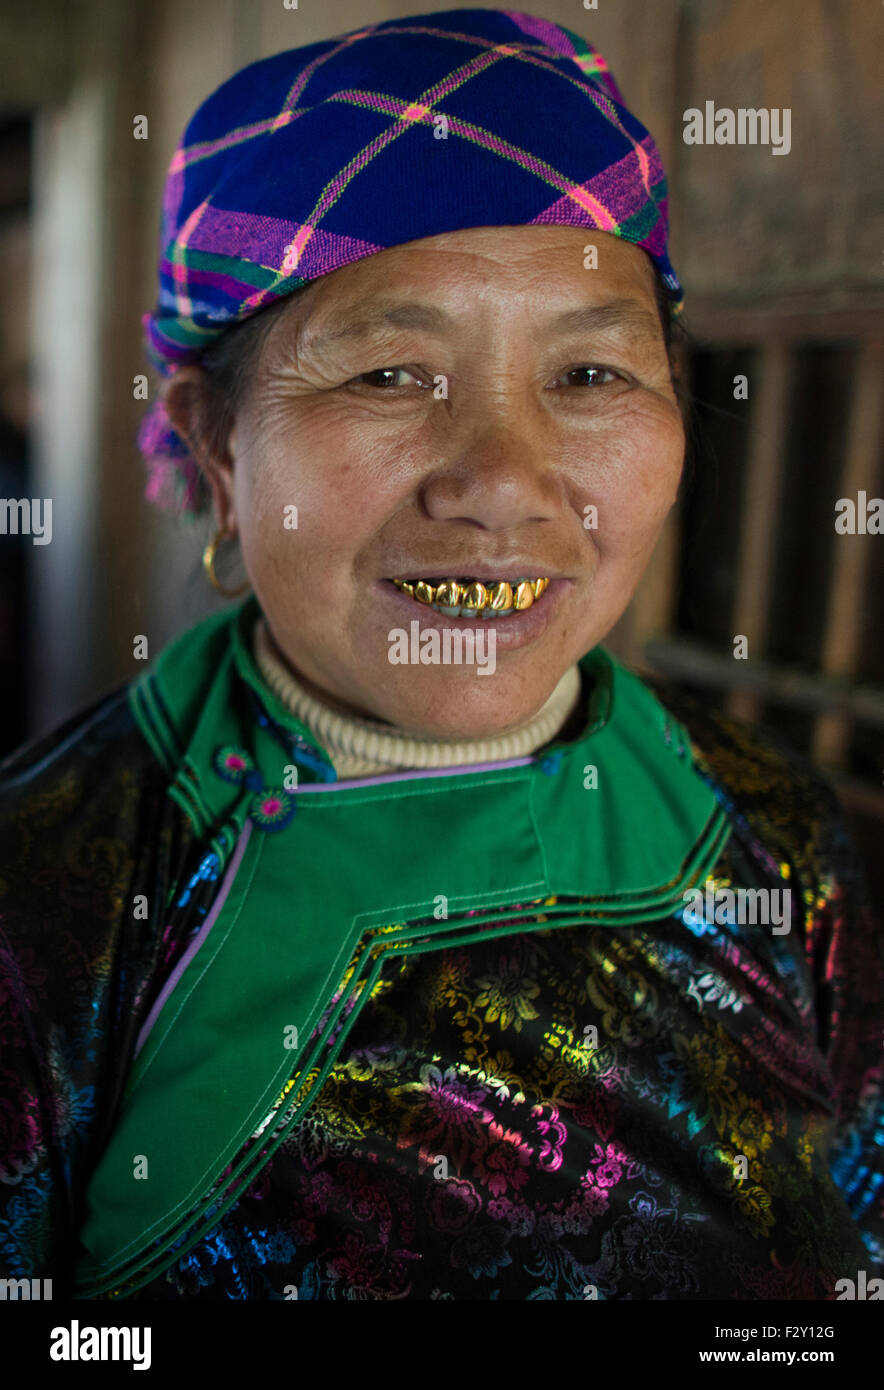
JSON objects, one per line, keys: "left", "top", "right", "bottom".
{"left": 0, "top": 682, "right": 158, "bottom": 801}
{"left": 641, "top": 671, "right": 849, "bottom": 871}
{"left": 0, "top": 683, "right": 170, "bottom": 904}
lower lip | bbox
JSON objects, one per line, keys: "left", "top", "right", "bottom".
{"left": 377, "top": 579, "right": 573, "bottom": 653}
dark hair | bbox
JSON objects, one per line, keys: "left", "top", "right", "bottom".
{"left": 652, "top": 268, "right": 678, "bottom": 357}
{"left": 651, "top": 265, "right": 693, "bottom": 409}
{"left": 192, "top": 260, "right": 690, "bottom": 514}
{"left": 190, "top": 291, "right": 297, "bottom": 515}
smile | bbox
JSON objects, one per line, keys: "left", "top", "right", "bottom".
{"left": 391, "top": 577, "right": 549, "bottom": 618}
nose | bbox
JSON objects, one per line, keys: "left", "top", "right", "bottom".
{"left": 419, "top": 423, "right": 561, "bottom": 531}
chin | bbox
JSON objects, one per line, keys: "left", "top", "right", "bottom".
{"left": 374, "top": 673, "right": 556, "bottom": 741}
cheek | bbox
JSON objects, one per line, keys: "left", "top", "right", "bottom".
{"left": 237, "top": 379, "right": 426, "bottom": 525}
{"left": 233, "top": 413, "right": 389, "bottom": 594}
{"left": 583, "top": 397, "right": 684, "bottom": 549}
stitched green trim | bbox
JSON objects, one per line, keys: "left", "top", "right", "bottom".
{"left": 128, "top": 673, "right": 179, "bottom": 775}
{"left": 75, "top": 849, "right": 730, "bottom": 1299}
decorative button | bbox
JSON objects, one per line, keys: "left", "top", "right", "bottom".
{"left": 214, "top": 745, "right": 257, "bottom": 784}
{"left": 213, "top": 744, "right": 296, "bottom": 834}
{"left": 249, "top": 787, "right": 297, "bottom": 833}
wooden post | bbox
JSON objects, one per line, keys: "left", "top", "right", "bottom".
{"left": 727, "top": 342, "right": 793, "bottom": 723}
{"left": 812, "top": 339, "right": 884, "bottom": 767}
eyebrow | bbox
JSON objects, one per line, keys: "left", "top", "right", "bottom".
{"left": 302, "top": 297, "right": 660, "bottom": 352}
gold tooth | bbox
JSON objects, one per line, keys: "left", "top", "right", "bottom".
{"left": 462, "top": 582, "right": 489, "bottom": 611}
{"left": 433, "top": 580, "right": 462, "bottom": 607}
{"left": 400, "top": 575, "right": 548, "bottom": 607}
{"left": 513, "top": 581, "right": 535, "bottom": 611}
{"left": 489, "top": 581, "right": 513, "bottom": 611}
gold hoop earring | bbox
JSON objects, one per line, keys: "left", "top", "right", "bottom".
{"left": 202, "top": 526, "right": 251, "bottom": 599}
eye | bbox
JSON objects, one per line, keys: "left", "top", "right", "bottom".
{"left": 350, "top": 366, "right": 428, "bottom": 389}
{"left": 552, "top": 365, "right": 621, "bottom": 388}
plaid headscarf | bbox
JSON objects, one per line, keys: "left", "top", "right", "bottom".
{"left": 138, "top": 7, "right": 683, "bottom": 516}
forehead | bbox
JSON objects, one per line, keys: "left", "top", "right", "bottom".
{"left": 272, "top": 225, "right": 661, "bottom": 347}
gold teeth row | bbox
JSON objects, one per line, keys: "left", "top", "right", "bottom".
{"left": 392, "top": 578, "right": 549, "bottom": 611}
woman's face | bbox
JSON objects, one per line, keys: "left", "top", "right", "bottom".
{"left": 198, "top": 225, "right": 684, "bottom": 737}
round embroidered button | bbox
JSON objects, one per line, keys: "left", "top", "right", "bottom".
{"left": 249, "top": 787, "right": 296, "bottom": 832}
{"left": 214, "top": 745, "right": 256, "bottom": 783}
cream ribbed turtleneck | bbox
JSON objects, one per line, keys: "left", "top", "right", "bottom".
{"left": 251, "top": 616, "right": 584, "bottom": 778}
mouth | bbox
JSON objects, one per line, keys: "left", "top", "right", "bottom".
{"left": 391, "top": 576, "right": 550, "bottom": 619}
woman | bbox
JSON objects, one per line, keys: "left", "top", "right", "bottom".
{"left": 1, "top": 8, "right": 881, "bottom": 1302}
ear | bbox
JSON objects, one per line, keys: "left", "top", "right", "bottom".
{"left": 160, "top": 365, "right": 237, "bottom": 533}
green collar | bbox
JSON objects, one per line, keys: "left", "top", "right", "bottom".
{"left": 126, "top": 594, "right": 727, "bottom": 902}
{"left": 130, "top": 594, "right": 646, "bottom": 846}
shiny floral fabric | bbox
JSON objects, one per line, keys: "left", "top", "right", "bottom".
{"left": 1, "top": 676, "right": 882, "bottom": 1299}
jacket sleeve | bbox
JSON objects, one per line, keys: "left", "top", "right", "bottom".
{"left": 0, "top": 686, "right": 195, "bottom": 1293}
{"left": 807, "top": 780, "right": 884, "bottom": 1273}
{"left": 648, "top": 674, "right": 884, "bottom": 1275}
